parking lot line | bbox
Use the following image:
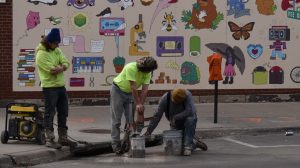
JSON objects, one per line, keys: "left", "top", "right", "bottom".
{"left": 223, "top": 137, "right": 300, "bottom": 148}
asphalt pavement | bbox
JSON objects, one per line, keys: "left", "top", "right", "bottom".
{"left": 1, "top": 102, "right": 300, "bottom": 167}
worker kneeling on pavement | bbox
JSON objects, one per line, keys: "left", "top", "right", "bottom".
{"left": 144, "top": 88, "right": 207, "bottom": 156}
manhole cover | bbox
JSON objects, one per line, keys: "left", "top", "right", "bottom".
{"left": 79, "top": 129, "right": 111, "bottom": 134}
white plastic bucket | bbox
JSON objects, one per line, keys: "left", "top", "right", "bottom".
{"left": 130, "top": 135, "right": 145, "bottom": 158}
{"left": 163, "top": 129, "right": 183, "bottom": 155}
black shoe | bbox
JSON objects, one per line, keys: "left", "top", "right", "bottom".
{"left": 112, "top": 143, "right": 123, "bottom": 156}
{"left": 115, "top": 148, "right": 124, "bottom": 156}
{"left": 120, "top": 130, "right": 131, "bottom": 154}
{"left": 193, "top": 138, "right": 208, "bottom": 151}
{"left": 223, "top": 77, "right": 229, "bottom": 84}
{"left": 228, "top": 77, "right": 234, "bottom": 84}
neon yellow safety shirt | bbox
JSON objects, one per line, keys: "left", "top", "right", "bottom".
{"left": 113, "top": 62, "right": 151, "bottom": 93}
{"left": 35, "top": 43, "right": 70, "bottom": 88}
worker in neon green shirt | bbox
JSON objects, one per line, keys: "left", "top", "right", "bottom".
{"left": 36, "top": 28, "right": 75, "bottom": 149}
{"left": 111, "top": 57, "right": 158, "bottom": 155}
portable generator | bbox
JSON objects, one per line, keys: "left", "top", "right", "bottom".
{"left": 1, "top": 103, "right": 45, "bottom": 145}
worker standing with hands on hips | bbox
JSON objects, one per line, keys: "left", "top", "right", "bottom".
{"left": 110, "top": 57, "right": 158, "bottom": 155}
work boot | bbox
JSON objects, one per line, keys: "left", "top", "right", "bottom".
{"left": 113, "top": 144, "right": 123, "bottom": 156}
{"left": 193, "top": 137, "right": 208, "bottom": 151}
{"left": 183, "top": 147, "right": 192, "bottom": 156}
{"left": 57, "top": 127, "right": 77, "bottom": 147}
{"left": 45, "top": 129, "right": 62, "bottom": 149}
{"left": 120, "top": 129, "right": 131, "bottom": 154}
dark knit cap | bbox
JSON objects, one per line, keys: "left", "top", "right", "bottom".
{"left": 46, "top": 28, "right": 61, "bottom": 43}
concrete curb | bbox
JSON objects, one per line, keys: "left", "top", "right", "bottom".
{"left": 1, "top": 127, "right": 300, "bottom": 167}
{"left": 0, "top": 155, "right": 13, "bottom": 168}
{"left": 11, "top": 148, "right": 70, "bottom": 167}
{"left": 0, "top": 148, "right": 70, "bottom": 168}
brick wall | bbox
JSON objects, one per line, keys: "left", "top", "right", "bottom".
{"left": 1, "top": 0, "right": 300, "bottom": 101}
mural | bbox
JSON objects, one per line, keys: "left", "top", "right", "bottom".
{"left": 129, "top": 14, "right": 149, "bottom": 56}
{"left": 67, "top": 0, "right": 95, "bottom": 9}
{"left": 255, "top": 0, "right": 276, "bottom": 15}
{"left": 206, "top": 43, "right": 245, "bottom": 84}
{"left": 247, "top": 44, "right": 263, "bottom": 60}
{"left": 12, "top": 0, "right": 300, "bottom": 91}
{"left": 181, "top": 0, "right": 224, "bottom": 30}
{"left": 227, "top": 0, "right": 250, "bottom": 18}
{"left": 269, "top": 26, "right": 290, "bottom": 60}
{"left": 282, "top": 0, "right": 300, "bottom": 20}
{"left": 149, "top": 0, "right": 178, "bottom": 33}
{"left": 228, "top": 21, "right": 255, "bottom": 40}
{"left": 161, "top": 12, "right": 178, "bottom": 32}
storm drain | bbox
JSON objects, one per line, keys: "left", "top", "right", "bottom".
{"left": 79, "top": 129, "right": 111, "bottom": 134}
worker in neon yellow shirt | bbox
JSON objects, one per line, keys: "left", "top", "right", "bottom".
{"left": 111, "top": 57, "right": 158, "bottom": 155}
{"left": 36, "top": 28, "right": 75, "bottom": 149}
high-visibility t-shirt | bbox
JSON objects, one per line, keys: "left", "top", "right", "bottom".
{"left": 113, "top": 62, "right": 151, "bottom": 93}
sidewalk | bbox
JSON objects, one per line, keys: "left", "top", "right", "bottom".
{"left": 1, "top": 102, "right": 300, "bottom": 167}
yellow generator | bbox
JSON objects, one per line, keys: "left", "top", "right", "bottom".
{"left": 1, "top": 103, "right": 45, "bottom": 145}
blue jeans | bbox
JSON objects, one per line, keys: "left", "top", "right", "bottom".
{"left": 110, "top": 84, "right": 133, "bottom": 150}
{"left": 271, "top": 50, "right": 286, "bottom": 60}
{"left": 174, "top": 115, "right": 197, "bottom": 149}
{"left": 42, "top": 87, "right": 69, "bottom": 131}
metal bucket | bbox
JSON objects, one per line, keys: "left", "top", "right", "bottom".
{"left": 130, "top": 135, "right": 145, "bottom": 158}
{"left": 163, "top": 129, "right": 183, "bottom": 155}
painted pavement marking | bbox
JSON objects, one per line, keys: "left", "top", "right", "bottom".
{"left": 223, "top": 137, "right": 300, "bottom": 148}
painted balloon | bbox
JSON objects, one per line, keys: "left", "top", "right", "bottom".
{"left": 26, "top": 11, "right": 40, "bottom": 30}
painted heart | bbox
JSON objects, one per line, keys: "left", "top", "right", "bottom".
{"left": 252, "top": 49, "right": 258, "bottom": 55}
{"left": 247, "top": 44, "right": 263, "bottom": 59}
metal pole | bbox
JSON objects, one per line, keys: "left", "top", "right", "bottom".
{"left": 129, "top": 100, "right": 135, "bottom": 124}
{"left": 214, "top": 81, "right": 218, "bottom": 123}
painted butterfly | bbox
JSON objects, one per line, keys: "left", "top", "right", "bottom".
{"left": 228, "top": 21, "right": 255, "bottom": 40}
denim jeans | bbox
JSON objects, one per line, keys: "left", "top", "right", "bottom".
{"left": 42, "top": 87, "right": 69, "bottom": 131}
{"left": 271, "top": 50, "right": 286, "bottom": 60}
{"left": 174, "top": 115, "right": 197, "bottom": 149}
{"left": 110, "top": 84, "right": 133, "bottom": 150}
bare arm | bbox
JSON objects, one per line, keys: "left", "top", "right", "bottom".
{"left": 129, "top": 81, "right": 145, "bottom": 122}
{"left": 140, "top": 84, "right": 149, "bottom": 105}
{"left": 130, "top": 81, "right": 141, "bottom": 105}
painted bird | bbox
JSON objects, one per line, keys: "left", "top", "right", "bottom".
{"left": 45, "top": 16, "right": 62, "bottom": 25}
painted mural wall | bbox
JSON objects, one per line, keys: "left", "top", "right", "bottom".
{"left": 13, "top": 0, "right": 300, "bottom": 91}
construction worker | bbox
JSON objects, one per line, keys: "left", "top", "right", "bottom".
{"left": 36, "top": 28, "right": 76, "bottom": 149}
{"left": 110, "top": 57, "right": 158, "bottom": 155}
{"left": 144, "top": 88, "right": 208, "bottom": 156}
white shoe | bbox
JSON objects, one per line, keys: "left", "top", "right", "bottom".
{"left": 183, "top": 147, "right": 192, "bottom": 156}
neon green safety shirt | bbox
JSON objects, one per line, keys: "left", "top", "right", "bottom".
{"left": 113, "top": 62, "right": 151, "bottom": 93}
{"left": 35, "top": 43, "right": 70, "bottom": 88}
